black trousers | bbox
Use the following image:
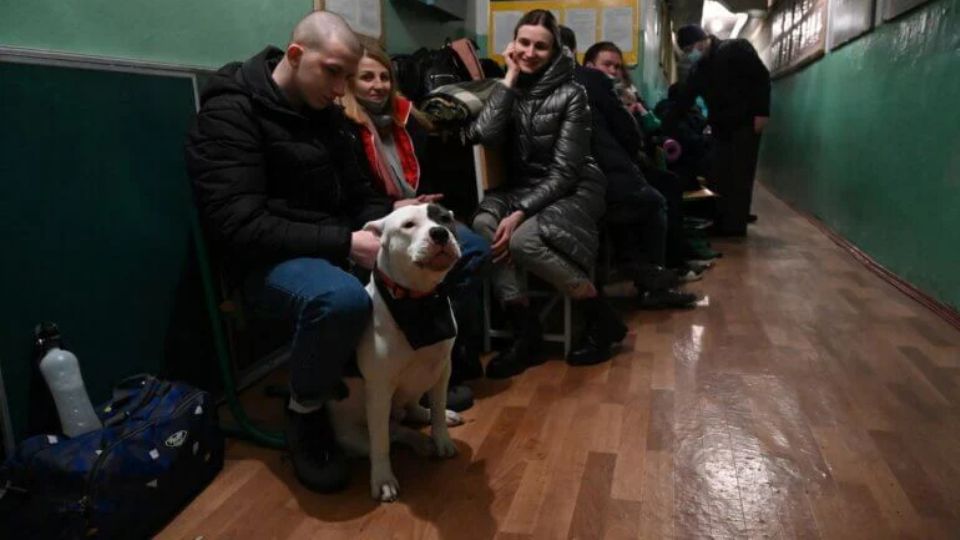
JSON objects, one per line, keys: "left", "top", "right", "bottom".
{"left": 710, "top": 125, "right": 761, "bottom": 235}
{"left": 644, "top": 166, "right": 687, "bottom": 268}
{"left": 605, "top": 172, "right": 668, "bottom": 268}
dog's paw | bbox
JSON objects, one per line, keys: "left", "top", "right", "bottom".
{"left": 445, "top": 409, "right": 464, "bottom": 427}
{"left": 431, "top": 436, "right": 459, "bottom": 459}
{"left": 370, "top": 472, "right": 400, "bottom": 502}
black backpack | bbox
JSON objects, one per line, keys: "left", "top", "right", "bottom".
{"left": 392, "top": 41, "right": 471, "bottom": 103}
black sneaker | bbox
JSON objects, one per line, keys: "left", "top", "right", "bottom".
{"left": 485, "top": 339, "right": 533, "bottom": 379}
{"left": 637, "top": 289, "right": 698, "bottom": 309}
{"left": 633, "top": 264, "right": 681, "bottom": 292}
{"left": 567, "top": 333, "right": 617, "bottom": 366}
{"left": 674, "top": 266, "right": 704, "bottom": 283}
{"left": 284, "top": 406, "right": 349, "bottom": 493}
{"left": 567, "top": 297, "right": 625, "bottom": 367}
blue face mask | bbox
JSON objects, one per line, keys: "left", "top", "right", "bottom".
{"left": 686, "top": 49, "right": 703, "bottom": 64}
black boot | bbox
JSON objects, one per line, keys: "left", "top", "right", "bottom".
{"left": 637, "top": 288, "right": 698, "bottom": 309}
{"left": 284, "top": 404, "right": 349, "bottom": 493}
{"left": 633, "top": 263, "right": 681, "bottom": 292}
{"left": 567, "top": 297, "right": 627, "bottom": 366}
{"left": 451, "top": 339, "right": 484, "bottom": 383}
{"left": 486, "top": 303, "right": 543, "bottom": 379}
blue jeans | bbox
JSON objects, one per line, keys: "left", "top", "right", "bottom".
{"left": 447, "top": 223, "right": 491, "bottom": 289}
{"left": 243, "top": 258, "right": 371, "bottom": 402}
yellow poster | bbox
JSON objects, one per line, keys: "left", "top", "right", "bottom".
{"left": 489, "top": 0, "right": 641, "bottom": 65}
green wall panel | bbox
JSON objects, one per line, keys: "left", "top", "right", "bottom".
{"left": 0, "top": 1, "right": 467, "bottom": 67}
{"left": 0, "top": 1, "right": 312, "bottom": 68}
{"left": 636, "top": 0, "right": 669, "bottom": 104}
{"left": 759, "top": 0, "right": 960, "bottom": 310}
{"left": 0, "top": 62, "right": 205, "bottom": 440}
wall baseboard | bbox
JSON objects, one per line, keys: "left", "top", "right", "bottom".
{"left": 762, "top": 183, "right": 960, "bottom": 333}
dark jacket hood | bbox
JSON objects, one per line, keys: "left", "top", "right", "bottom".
{"left": 200, "top": 46, "right": 298, "bottom": 116}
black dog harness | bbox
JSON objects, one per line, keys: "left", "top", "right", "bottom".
{"left": 374, "top": 268, "right": 457, "bottom": 350}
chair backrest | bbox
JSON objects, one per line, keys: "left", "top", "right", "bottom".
{"left": 472, "top": 143, "right": 508, "bottom": 199}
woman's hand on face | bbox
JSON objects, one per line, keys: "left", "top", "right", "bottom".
{"left": 502, "top": 42, "right": 520, "bottom": 87}
{"left": 491, "top": 210, "right": 525, "bottom": 264}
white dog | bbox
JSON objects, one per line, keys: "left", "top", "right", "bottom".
{"left": 327, "top": 203, "right": 463, "bottom": 502}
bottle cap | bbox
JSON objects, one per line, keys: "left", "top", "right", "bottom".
{"left": 34, "top": 322, "right": 63, "bottom": 355}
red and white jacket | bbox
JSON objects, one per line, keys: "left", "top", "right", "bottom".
{"left": 355, "top": 96, "right": 421, "bottom": 200}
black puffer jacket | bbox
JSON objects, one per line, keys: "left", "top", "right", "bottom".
{"left": 467, "top": 48, "right": 606, "bottom": 272}
{"left": 185, "top": 47, "right": 391, "bottom": 272}
{"left": 665, "top": 37, "right": 771, "bottom": 138}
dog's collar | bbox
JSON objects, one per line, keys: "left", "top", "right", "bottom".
{"left": 374, "top": 267, "right": 436, "bottom": 299}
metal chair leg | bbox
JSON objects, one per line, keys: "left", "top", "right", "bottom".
{"left": 190, "top": 211, "right": 285, "bottom": 449}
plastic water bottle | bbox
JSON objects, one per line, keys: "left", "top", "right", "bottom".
{"left": 34, "top": 323, "right": 102, "bottom": 437}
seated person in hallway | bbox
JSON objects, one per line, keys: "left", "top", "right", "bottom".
{"left": 559, "top": 27, "right": 698, "bottom": 308}
{"left": 340, "top": 41, "right": 491, "bottom": 409}
{"left": 584, "top": 40, "right": 713, "bottom": 268}
{"left": 185, "top": 11, "right": 391, "bottom": 493}
{"left": 655, "top": 82, "right": 713, "bottom": 192}
{"left": 665, "top": 24, "right": 771, "bottom": 236}
{"left": 468, "top": 10, "right": 627, "bottom": 379}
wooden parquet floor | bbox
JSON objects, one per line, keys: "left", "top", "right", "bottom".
{"left": 160, "top": 185, "right": 960, "bottom": 539}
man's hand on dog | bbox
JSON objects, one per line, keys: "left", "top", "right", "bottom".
{"left": 350, "top": 230, "right": 381, "bottom": 269}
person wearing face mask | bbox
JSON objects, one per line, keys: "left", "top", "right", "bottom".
{"left": 341, "top": 41, "right": 491, "bottom": 409}
{"left": 467, "top": 10, "right": 627, "bottom": 378}
{"left": 665, "top": 24, "right": 771, "bottom": 236}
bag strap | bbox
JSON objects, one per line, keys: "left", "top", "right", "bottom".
{"left": 102, "top": 375, "right": 164, "bottom": 428}
{"left": 449, "top": 39, "right": 484, "bottom": 81}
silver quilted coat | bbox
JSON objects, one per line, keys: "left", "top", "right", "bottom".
{"left": 467, "top": 48, "right": 607, "bottom": 273}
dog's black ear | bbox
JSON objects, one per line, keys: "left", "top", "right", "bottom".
{"left": 363, "top": 217, "right": 386, "bottom": 238}
{"left": 427, "top": 204, "right": 456, "bottom": 230}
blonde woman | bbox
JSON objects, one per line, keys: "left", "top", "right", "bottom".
{"left": 342, "top": 42, "right": 490, "bottom": 407}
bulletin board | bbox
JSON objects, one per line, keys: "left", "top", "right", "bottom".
{"left": 315, "top": 0, "right": 384, "bottom": 42}
{"left": 828, "top": 0, "right": 875, "bottom": 50}
{"left": 489, "top": 0, "right": 640, "bottom": 65}
{"left": 764, "top": 0, "right": 827, "bottom": 78}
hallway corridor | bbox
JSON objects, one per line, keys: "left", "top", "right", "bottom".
{"left": 161, "top": 184, "right": 960, "bottom": 539}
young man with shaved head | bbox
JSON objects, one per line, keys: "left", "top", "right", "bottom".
{"left": 186, "top": 11, "right": 392, "bottom": 493}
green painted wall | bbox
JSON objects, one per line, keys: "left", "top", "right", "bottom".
{"left": 635, "top": 0, "right": 670, "bottom": 104}
{"left": 0, "top": 0, "right": 311, "bottom": 68}
{"left": 0, "top": 63, "right": 203, "bottom": 440}
{"left": 0, "top": 1, "right": 467, "bottom": 67}
{"left": 385, "top": 1, "right": 467, "bottom": 54}
{"left": 758, "top": 0, "right": 960, "bottom": 310}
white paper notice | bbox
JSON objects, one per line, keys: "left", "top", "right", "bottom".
{"left": 356, "top": 0, "right": 382, "bottom": 38}
{"left": 602, "top": 7, "right": 634, "bottom": 53}
{"left": 564, "top": 9, "right": 597, "bottom": 52}
{"left": 493, "top": 11, "right": 523, "bottom": 56}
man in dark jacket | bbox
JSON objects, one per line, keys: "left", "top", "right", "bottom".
{"left": 667, "top": 24, "right": 771, "bottom": 236}
{"left": 185, "top": 11, "right": 391, "bottom": 493}
{"left": 559, "top": 27, "right": 696, "bottom": 308}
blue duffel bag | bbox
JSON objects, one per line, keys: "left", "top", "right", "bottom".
{"left": 1, "top": 374, "right": 224, "bottom": 539}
